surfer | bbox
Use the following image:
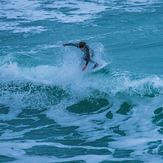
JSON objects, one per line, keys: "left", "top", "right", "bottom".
{"left": 62, "top": 42, "right": 98, "bottom": 71}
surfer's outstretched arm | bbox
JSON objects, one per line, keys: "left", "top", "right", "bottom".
{"left": 62, "top": 43, "right": 79, "bottom": 48}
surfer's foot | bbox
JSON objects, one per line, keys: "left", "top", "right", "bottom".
{"left": 93, "top": 63, "right": 98, "bottom": 69}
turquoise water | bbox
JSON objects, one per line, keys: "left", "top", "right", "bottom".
{"left": 0, "top": 0, "right": 163, "bottom": 163}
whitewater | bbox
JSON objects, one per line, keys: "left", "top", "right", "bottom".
{"left": 0, "top": 0, "right": 163, "bottom": 163}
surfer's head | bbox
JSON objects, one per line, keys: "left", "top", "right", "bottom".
{"left": 79, "top": 42, "right": 86, "bottom": 49}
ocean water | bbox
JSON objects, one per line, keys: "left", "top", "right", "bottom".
{"left": 0, "top": 0, "right": 163, "bottom": 163}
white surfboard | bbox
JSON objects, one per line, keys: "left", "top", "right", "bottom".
{"left": 89, "top": 62, "right": 110, "bottom": 72}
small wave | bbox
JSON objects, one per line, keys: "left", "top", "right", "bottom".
{"left": 1, "top": 60, "right": 163, "bottom": 99}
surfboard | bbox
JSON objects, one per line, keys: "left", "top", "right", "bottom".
{"left": 89, "top": 62, "right": 110, "bottom": 72}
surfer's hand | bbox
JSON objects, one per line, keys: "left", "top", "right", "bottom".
{"left": 82, "top": 65, "right": 87, "bottom": 71}
{"left": 62, "top": 43, "right": 65, "bottom": 47}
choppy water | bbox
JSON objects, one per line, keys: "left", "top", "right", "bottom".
{"left": 0, "top": 0, "right": 163, "bottom": 163}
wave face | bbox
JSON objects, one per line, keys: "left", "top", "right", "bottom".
{"left": 0, "top": 0, "right": 163, "bottom": 163}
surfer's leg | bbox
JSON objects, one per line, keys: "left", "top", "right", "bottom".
{"left": 92, "top": 63, "right": 98, "bottom": 69}
{"left": 83, "top": 57, "right": 98, "bottom": 68}
{"left": 90, "top": 59, "right": 98, "bottom": 68}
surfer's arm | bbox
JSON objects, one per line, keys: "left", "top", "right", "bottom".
{"left": 62, "top": 43, "right": 79, "bottom": 48}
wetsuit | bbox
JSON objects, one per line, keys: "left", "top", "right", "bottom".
{"left": 65, "top": 43, "right": 98, "bottom": 67}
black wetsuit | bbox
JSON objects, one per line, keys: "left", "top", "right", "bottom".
{"left": 65, "top": 43, "right": 98, "bottom": 67}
